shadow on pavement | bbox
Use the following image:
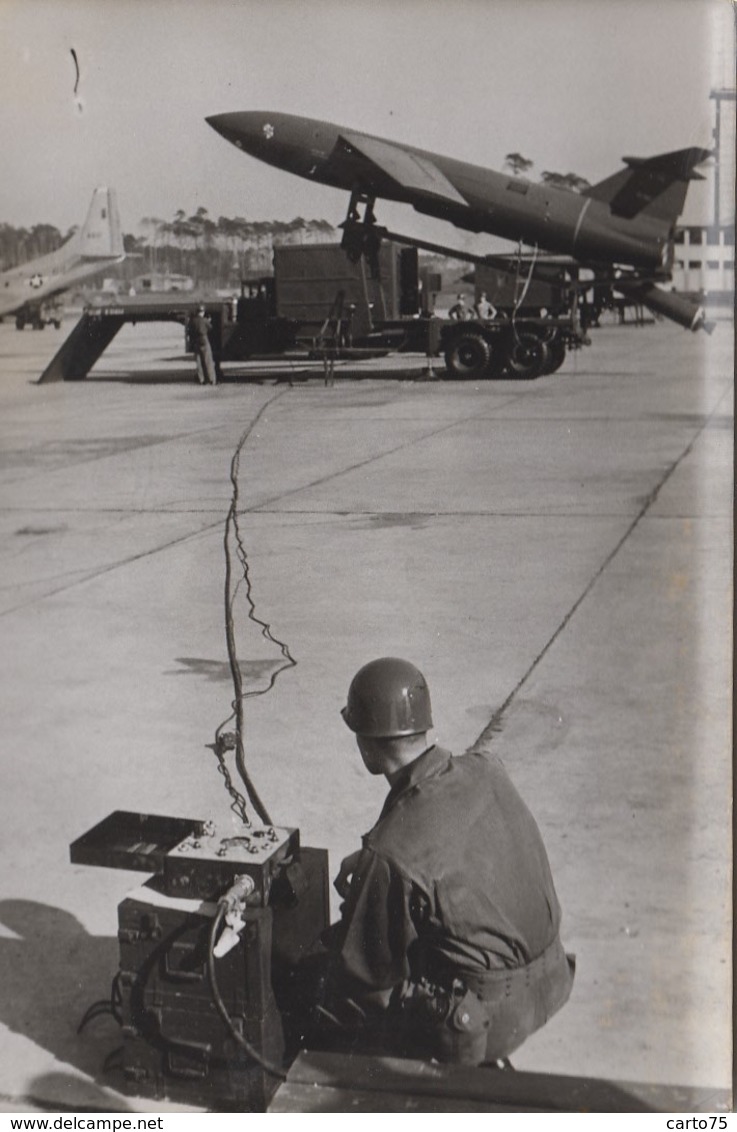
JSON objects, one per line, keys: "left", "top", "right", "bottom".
{"left": 165, "top": 656, "right": 285, "bottom": 684}
{"left": 20, "top": 1073, "right": 133, "bottom": 1114}
{"left": 81, "top": 369, "right": 205, "bottom": 385}
{"left": 81, "top": 369, "right": 297, "bottom": 385}
{"left": 79, "top": 366, "right": 432, "bottom": 385}
{"left": 0, "top": 900, "right": 126, "bottom": 1107}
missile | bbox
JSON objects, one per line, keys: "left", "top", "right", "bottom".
{"left": 207, "top": 111, "right": 710, "bottom": 277}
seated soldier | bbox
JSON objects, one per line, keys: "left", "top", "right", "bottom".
{"left": 312, "top": 657, "right": 574, "bottom": 1066}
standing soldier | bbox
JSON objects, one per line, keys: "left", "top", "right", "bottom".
{"left": 190, "top": 304, "right": 218, "bottom": 385}
{"left": 474, "top": 291, "right": 498, "bottom": 320}
{"left": 448, "top": 293, "right": 470, "bottom": 321}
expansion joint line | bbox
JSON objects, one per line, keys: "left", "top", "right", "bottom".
{"left": 474, "top": 416, "right": 713, "bottom": 748}
{"left": 212, "top": 390, "right": 297, "bottom": 826}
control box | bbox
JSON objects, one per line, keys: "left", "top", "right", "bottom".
{"left": 70, "top": 810, "right": 299, "bottom": 903}
{"left": 71, "top": 811, "right": 330, "bottom": 1109}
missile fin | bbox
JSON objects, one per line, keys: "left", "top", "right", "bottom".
{"left": 584, "top": 147, "right": 712, "bottom": 222}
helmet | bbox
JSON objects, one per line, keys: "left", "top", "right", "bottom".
{"left": 342, "top": 657, "right": 433, "bottom": 738}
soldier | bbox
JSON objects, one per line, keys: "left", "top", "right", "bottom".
{"left": 448, "top": 293, "right": 471, "bottom": 321}
{"left": 474, "top": 291, "right": 498, "bottom": 320}
{"left": 190, "top": 304, "right": 218, "bottom": 385}
{"left": 316, "top": 657, "right": 575, "bottom": 1065}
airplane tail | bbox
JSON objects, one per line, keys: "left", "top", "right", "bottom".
{"left": 583, "top": 147, "right": 712, "bottom": 226}
{"left": 77, "top": 187, "right": 124, "bottom": 259}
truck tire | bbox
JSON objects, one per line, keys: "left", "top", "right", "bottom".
{"left": 15, "top": 315, "right": 25, "bottom": 331}
{"left": 541, "top": 335, "right": 567, "bottom": 375}
{"left": 444, "top": 332, "right": 492, "bottom": 380}
{"left": 505, "top": 331, "right": 549, "bottom": 380}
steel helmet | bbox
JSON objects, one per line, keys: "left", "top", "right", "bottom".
{"left": 342, "top": 657, "right": 433, "bottom": 738}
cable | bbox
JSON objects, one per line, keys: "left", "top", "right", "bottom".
{"left": 206, "top": 904, "right": 287, "bottom": 1080}
{"left": 512, "top": 242, "right": 539, "bottom": 323}
{"left": 77, "top": 973, "right": 123, "bottom": 1033}
{"left": 212, "top": 391, "right": 298, "bottom": 826}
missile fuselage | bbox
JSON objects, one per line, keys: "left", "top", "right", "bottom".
{"left": 207, "top": 111, "right": 675, "bottom": 273}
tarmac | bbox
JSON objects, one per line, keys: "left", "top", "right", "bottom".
{"left": 0, "top": 313, "right": 732, "bottom": 1111}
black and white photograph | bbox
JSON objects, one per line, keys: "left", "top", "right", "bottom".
{"left": 0, "top": 0, "right": 733, "bottom": 1117}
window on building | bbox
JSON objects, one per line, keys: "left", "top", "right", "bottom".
{"left": 707, "top": 260, "right": 720, "bottom": 270}
{"left": 688, "top": 260, "right": 702, "bottom": 269}
{"left": 723, "top": 226, "right": 735, "bottom": 246}
{"left": 674, "top": 230, "right": 685, "bottom": 244}
{"left": 687, "top": 228, "right": 703, "bottom": 244}
{"left": 725, "top": 260, "right": 735, "bottom": 271}
{"left": 675, "top": 259, "right": 684, "bottom": 269}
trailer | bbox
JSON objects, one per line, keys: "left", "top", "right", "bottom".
{"left": 220, "top": 240, "right": 592, "bottom": 381}
{"left": 37, "top": 234, "right": 593, "bottom": 384}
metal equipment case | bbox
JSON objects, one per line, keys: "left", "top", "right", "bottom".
{"left": 71, "top": 813, "right": 330, "bottom": 1110}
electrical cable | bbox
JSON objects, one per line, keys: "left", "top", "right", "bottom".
{"left": 507, "top": 242, "right": 542, "bottom": 376}
{"left": 512, "top": 242, "right": 539, "bottom": 324}
{"left": 206, "top": 904, "right": 287, "bottom": 1080}
{"left": 511, "top": 239, "right": 523, "bottom": 309}
{"left": 76, "top": 1003, "right": 113, "bottom": 1032}
{"left": 211, "top": 392, "right": 297, "bottom": 826}
{"left": 77, "top": 973, "right": 123, "bottom": 1033}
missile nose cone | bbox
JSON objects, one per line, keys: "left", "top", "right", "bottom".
{"left": 206, "top": 112, "right": 249, "bottom": 143}
{"left": 206, "top": 112, "right": 282, "bottom": 159}
{"left": 205, "top": 113, "right": 225, "bottom": 135}
{"left": 206, "top": 111, "right": 338, "bottom": 179}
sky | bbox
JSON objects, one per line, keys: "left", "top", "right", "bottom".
{"left": 0, "top": 0, "right": 734, "bottom": 245}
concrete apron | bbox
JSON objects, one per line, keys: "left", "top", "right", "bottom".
{"left": 0, "top": 318, "right": 732, "bottom": 1110}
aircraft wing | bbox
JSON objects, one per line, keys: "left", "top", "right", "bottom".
{"left": 339, "top": 131, "right": 468, "bottom": 207}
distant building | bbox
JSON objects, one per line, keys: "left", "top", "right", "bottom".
{"left": 671, "top": 86, "right": 735, "bottom": 308}
{"left": 672, "top": 224, "right": 735, "bottom": 303}
{"left": 132, "top": 272, "right": 194, "bottom": 294}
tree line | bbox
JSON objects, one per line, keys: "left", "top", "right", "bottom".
{"left": 0, "top": 222, "right": 79, "bottom": 270}
{"left": 503, "top": 154, "right": 592, "bottom": 194}
{"left": 1, "top": 168, "right": 590, "bottom": 286}
{"left": 0, "top": 208, "right": 338, "bottom": 288}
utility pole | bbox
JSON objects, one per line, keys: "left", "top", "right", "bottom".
{"left": 709, "top": 87, "right": 736, "bottom": 227}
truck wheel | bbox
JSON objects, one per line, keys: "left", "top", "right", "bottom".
{"left": 15, "top": 315, "right": 25, "bottom": 331}
{"left": 444, "top": 333, "right": 491, "bottom": 380}
{"left": 505, "top": 332, "right": 549, "bottom": 380}
{"left": 541, "top": 335, "right": 567, "bottom": 375}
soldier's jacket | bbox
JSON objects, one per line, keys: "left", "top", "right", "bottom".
{"left": 334, "top": 745, "right": 567, "bottom": 992}
{"left": 192, "top": 313, "right": 211, "bottom": 340}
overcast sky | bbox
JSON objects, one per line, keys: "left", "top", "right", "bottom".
{"left": 1, "top": 0, "right": 733, "bottom": 243}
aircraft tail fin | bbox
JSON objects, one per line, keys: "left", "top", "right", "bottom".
{"left": 78, "top": 187, "right": 124, "bottom": 258}
{"left": 583, "top": 148, "right": 712, "bottom": 224}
